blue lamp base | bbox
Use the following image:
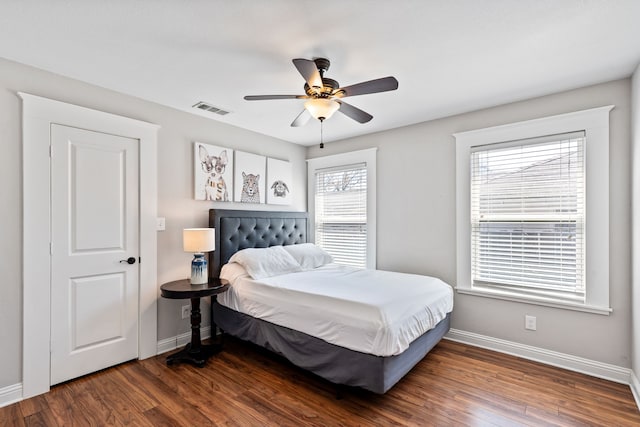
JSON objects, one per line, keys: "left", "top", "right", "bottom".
{"left": 190, "top": 253, "right": 208, "bottom": 284}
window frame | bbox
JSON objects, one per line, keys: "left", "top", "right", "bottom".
{"left": 455, "top": 106, "right": 613, "bottom": 315}
{"left": 307, "top": 148, "right": 377, "bottom": 269}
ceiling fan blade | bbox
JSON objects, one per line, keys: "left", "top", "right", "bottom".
{"left": 292, "top": 58, "right": 323, "bottom": 92}
{"left": 244, "top": 95, "right": 308, "bottom": 101}
{"left": 336, "top": 100, "right": 373, "bottom": 123}
{"left": 338, "top": 76, "right": 399, "bottom": 97}
{"left": 290, "top": 109, "right": 311, "bottom": 127}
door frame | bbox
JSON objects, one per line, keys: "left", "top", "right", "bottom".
{"left": 20, "top": 93, "right": 159, "bottom": 398}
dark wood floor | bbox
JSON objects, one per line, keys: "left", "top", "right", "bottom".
{"left": 2, "top": 337, "right": 639, "bottom": 426}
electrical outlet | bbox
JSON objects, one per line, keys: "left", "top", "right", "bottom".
{"left": 181, "top": 305, "right": 190, "bottom": 319}
{"left": 525, "top": 315, "right": 537, "bottom": 331}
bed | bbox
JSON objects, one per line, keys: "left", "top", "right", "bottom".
{"left": 209, "top": 208, "right": 453, "bottom": 394}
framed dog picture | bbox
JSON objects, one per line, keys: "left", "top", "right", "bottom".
{"left": 266, "top": 158, "right": 292, "bottom": 205}
{"left": 194, "top": 142, "right": 233, "bottom": 202}
{"left": 234, "top": 151, "right": 266, "bottom": 203}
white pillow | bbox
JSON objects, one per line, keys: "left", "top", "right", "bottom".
{"left": 220, "top": 262, "right": 250, "bottom": 284}
{"left": 228, "top": 246, "right": 302, "bottom": 279}
{"left": 283, "top": 243, "right": 334, "bottom": 270}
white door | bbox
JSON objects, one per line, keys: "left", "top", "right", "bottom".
{"left": 50, "top": 124, "right": 140, "bottom": 385}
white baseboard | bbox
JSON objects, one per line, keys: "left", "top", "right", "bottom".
{"left": 630, "top": 370, "right": 640, "bottom": 411}
{"left": 156, "top": 326, "right": 212, "bottom": 355}
{"left": 0, "top": 383, "right": 22, "bottom": 408}
{"left": 445, "top": 328, "right": 631, "bottom": 384}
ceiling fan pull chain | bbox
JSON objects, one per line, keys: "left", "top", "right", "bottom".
{"left": 320, "top": 119, "right": 324, "bottom": 149}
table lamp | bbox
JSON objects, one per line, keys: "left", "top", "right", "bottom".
{"left": 183, "top": 228, "right": 215, "bottom": 284}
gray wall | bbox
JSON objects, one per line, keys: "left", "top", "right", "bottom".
{"left": 0, "top": 57, "right": 307, "bottom": 389}
{"left": 632, "top": 66, "right": 640, "bottom": 381}
{"left": 309, "top": 78, "right": 632, "bottom": 368}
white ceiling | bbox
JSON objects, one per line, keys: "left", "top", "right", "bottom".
{"left": 1, "top": 1, "right": 639, "bottom": 146}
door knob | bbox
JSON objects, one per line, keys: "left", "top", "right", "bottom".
{"left": 120, "top": 257, "right": 136, "bottom": 265}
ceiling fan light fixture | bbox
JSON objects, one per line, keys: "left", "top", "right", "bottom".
{"left": 304, "top": 98, "right": 340, "bottom": 121}
{"left": 245, "top": 57, "right": 398, "bottom": 126}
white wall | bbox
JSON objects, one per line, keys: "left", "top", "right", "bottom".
{"left": 631, "top": 65, "right": 640, "bottom": 394}
{"left": 0, "top": 57, "right": 307, "bottom": 389}
{"left": 308, "top": 78, "right": 632, "bottom": 368}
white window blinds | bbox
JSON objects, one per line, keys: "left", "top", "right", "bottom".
{"left": 470, "top": 131, "right": 585, "bottom": 300}
{"left": 314, "top": 163, "right": 367, "bottom": 268}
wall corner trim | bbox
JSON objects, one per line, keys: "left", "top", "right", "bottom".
{"left": 445, "top": 328, "right": 631, "bottom": 384}
{"left": 631, "top": 370, "right": 640, "bottom": 412}
{"left": 0, "top": 383, "right": 22, "bottom": 408}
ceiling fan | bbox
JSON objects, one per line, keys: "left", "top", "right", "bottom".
{"left": 244, "top": 58, "right": 399, "bottom": 127}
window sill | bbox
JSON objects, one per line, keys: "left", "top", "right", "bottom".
{"left": 455, "top": 287, "right": 612, "bottom": 315}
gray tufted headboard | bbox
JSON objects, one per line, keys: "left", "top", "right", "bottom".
{"left": 208, "top": 209, "right": 309, "bottom": 278}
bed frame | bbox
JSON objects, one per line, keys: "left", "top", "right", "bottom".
{"left": 209, "top": 208, "right": 450, "bottom": 394}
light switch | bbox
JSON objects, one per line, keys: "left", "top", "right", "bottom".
{"left": 156, "top": 217, "right": 166, "bottom": 231}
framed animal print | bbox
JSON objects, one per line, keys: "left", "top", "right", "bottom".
{"left": 234, "top": 151, "right": 266, "bottom": 204}
{"left": 194, "top": 142, "right": 233, "bottom": 202}
{"left": 266, "top": 158, "right": 292, "bottom": 205}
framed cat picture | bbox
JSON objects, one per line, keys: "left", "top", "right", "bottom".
{"left": 266, "top": 158, "right": 292, "bottom": 205}
{"left": 234, "top": 151, "right": 266, "bottom": 204}
{"left": 194, "top": 142, "right": 233, "bottom": 202}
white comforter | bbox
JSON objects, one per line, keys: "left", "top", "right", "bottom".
{"left": 219, "top": 263, "right": 454, "bottom": 357}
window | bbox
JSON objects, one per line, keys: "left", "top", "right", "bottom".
{"left": 307, "top": 148, "right": 376, "bottom": 269}
{"left": 314, "top": 164, "right": 367, "bottom": 267}
{"left": 471, "top": 132, "right": 585, "bottom": 301}
{"left": 455, "top": 106, "right": 613, "bottom": 314}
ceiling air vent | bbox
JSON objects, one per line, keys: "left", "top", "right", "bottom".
{"left": 192, "top": 101, "right": 230, "bottom": 116}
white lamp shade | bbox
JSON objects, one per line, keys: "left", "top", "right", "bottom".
{"left": 183, "top": 228, "right": 215, "bottom": 253}
{"left": 304, "top": 98, "right": 340, "bottom": 120}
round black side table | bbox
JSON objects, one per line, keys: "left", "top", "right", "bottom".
{"left": 160, "top": 278, "right": 229, "bottom": 367}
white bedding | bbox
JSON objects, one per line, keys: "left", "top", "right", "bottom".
{"left": 218, "top": 263, "right": 454, "bottom": 357}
